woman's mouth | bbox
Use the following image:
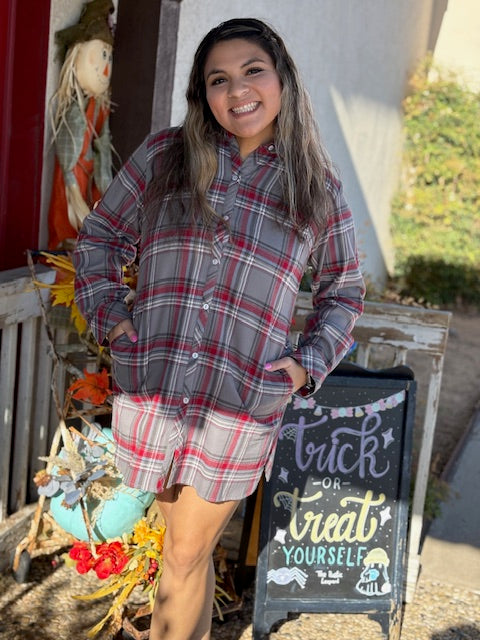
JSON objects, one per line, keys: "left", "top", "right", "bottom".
{"left": 231, "top": 101, "right": 259, "bottom": 115}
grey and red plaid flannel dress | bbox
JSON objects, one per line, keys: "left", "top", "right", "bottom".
{"left": 74, "top": 128, "right": 365, "bottom": 502}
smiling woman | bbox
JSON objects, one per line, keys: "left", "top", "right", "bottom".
{"left": 73, "top": 17, "right": 365, "bottom": 639}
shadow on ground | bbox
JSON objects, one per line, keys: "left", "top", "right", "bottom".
{"left": 432, "top": 625, "right": 480, "bottom": 640}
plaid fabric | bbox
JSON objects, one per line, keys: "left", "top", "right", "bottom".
{"left": 111, "top": 393, "right": 281, "bottom": 502}
{"left": 73, "top": 128, "right": 365, "bottom": 501}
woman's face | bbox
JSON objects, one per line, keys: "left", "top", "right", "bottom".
{"left": 75, "top": 39, "right": 113, "bottom": 97}
{"left": 204, "top": 38, "right": 282, "bottom": 158}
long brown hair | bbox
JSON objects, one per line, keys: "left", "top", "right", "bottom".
{"left": 146, "top": 18, "right": 333, "bottom": 231}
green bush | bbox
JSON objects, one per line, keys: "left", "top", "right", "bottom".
{"left": 391, "top": 61, "right": 480, "bottom": 309}
{"left": 402, "top": 256, "right": 480, "bottom": 307}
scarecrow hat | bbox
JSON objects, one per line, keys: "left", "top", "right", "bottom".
{"left": 55, "top": 0, "right": 114, "bottom": 62}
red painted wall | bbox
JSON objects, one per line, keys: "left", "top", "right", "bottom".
{"left": 0, "top": 1, "right": 51, "bottom": 271}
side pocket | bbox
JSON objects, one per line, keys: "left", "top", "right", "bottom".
{"left": 249, "top": 368, "right": 294, "bottom": 420}
{"left": 109, "top": 333, "right": 146, "bottom": 393}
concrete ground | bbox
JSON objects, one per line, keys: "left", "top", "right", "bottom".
{"left": 420, "top": 409, "right": 480, "bottom": 593}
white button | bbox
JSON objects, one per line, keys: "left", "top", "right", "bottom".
{"left": 223, "top": 215, "right": 230, "bottom": 221}
{"left": 203, "top": 303, "right": 209, "bottom": 310}
{"left": 268, "top": 144, "right": 275, "bottom": 151}
{"left": 232, "top": 174, "right": 239, "bottom": 182}
{"left": 183, "top": 397, "right": 189, "bottom": 404}
{"left": 212, "top": 258, "right": 219, "bottom": 265}
{"left": 192, "top": 352, "right": 198, "bottom": 359}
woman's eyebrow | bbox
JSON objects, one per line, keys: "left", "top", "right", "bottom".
{"left": 205, "top": 56, "right": 268, "bottom": 79}
{"left": 240, "top": 56, "right": 267, "bottom": 68}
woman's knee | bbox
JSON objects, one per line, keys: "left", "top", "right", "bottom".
{"left": 163, "top": 531, "right": 213, "bottom": 576}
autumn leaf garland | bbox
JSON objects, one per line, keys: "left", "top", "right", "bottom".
{"left": 34, "top": 251, "right": 87, "bottom": 334}
{"left": 69, "top": 368, "right": 112, "bottom": 405}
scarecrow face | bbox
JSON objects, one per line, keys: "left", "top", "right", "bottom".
{"left": 75, "top": 39, "right": 113, "bottom": 97}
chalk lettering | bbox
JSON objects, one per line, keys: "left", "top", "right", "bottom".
{"left": 292, "top": 413, "right": 390, "bottom": 479}
{"left": 283, "top": 544, "right": 368, "bottom": 568}
{"left": 312, "top": 476, "right": 342, "bottom": 490}
{"left": 274, "top": 488, "right": 385, "bottom": 543}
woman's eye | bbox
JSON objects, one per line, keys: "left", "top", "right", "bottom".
{"left": 211, "top": 77, "right": 225, "bottom": 86}
{"left": 247, "top": 67, "right": 263, "bottom": 75}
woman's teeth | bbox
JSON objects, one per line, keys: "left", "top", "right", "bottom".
{"left": 232, "top": 102, "right": 258, "bottom": 114}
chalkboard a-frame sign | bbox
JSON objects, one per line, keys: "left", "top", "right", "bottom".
{"left": 253, "top": 364, "right": 416, "bottom": 640}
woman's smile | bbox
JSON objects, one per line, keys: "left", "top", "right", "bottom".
{"left": 231, "top": 101, "right": 260, "bottom": 115}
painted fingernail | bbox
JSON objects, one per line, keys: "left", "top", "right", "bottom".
{"left": 265, "top": 362, "right": 272, "bottom": 370}
{"left": 130, "top": 334, "right": 138, "bottom": 343}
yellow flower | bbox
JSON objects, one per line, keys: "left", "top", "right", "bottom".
{"left": 131, "top": 519, "right": 150, "bottom": 546}
{"left": 132, "top": 518, "right": 165, "bottom": 551}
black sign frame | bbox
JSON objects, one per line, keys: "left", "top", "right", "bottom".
{"left": 253, "top": 365, "right": 416, "bottom": 640}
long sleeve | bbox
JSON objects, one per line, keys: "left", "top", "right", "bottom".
{"left": 73, "top": 137, "right": 148, "bottom": 345}
{"left": 294, "top": 176, "right": 365, "bottom": 391}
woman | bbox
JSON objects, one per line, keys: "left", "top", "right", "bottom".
{"left": 73, "top": 18, "right": 365, "bottom": 640}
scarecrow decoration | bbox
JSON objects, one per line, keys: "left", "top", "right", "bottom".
{"left": 48, "top": 0, "right": 115, "bottom": 250}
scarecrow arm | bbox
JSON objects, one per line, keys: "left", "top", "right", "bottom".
{"left": 55, "top": 99, "right": 90, "bottom": 230}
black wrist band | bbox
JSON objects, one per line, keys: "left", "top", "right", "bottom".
{"left": 299, "top": 372, "right": 315, "bottom": 397}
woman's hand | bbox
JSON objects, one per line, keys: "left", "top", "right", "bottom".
{"left": 107, "top": 319, "right": 138, "bottom": 344}
{"left": 265, "top": 356, "right": 309, "bottom": 393}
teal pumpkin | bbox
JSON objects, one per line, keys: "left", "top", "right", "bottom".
{"left": 49, "top": 428, "right": 154, "bottom": 541}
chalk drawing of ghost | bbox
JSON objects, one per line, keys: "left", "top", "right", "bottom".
{"left": 355, "top": 547, "right": 392, "bottom": 596}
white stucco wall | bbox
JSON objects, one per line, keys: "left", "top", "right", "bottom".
{"left": 433, "top": 0, "right": 480, "bottom": 92}
{"left": 171, "top": 0, "right": 439, "bottom": 287}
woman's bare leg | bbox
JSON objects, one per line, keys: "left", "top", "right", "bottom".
{"left": 149, "top": 484, "right": 239, "bottom": 640}
{"left": 196, "top": 556, "right": 216, "bottom": 640}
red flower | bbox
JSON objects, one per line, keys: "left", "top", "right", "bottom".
{"left": 93, "top": 541, "right": 129, "bottom": 579}
{"left": 93, "top": 555, "right": 116, "bottom": 579}
{"left": 69, "top": 541, "right": 94, "bottom": 574}
{"left": 76, "top": 560, "right": 94, "bottom": 574}
{"left": 69, "top": 541, "right": 92, "bottom": 562}
{"left": 68, "top": 540, "right": 129, "bottom": 579}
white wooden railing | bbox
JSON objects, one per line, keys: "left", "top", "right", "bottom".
{"left": 0, "top": 266, "right": 58, "bottom": 521}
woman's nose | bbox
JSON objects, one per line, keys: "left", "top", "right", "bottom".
{"left": 228, "top": 77, "right": 249, "bottom": 98}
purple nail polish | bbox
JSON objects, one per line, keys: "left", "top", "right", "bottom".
{"left": 265, "top": 362, "right": 272, "bottom": 370}
{"left": 131, "top": 334, "right": 138, "bottom": 343}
